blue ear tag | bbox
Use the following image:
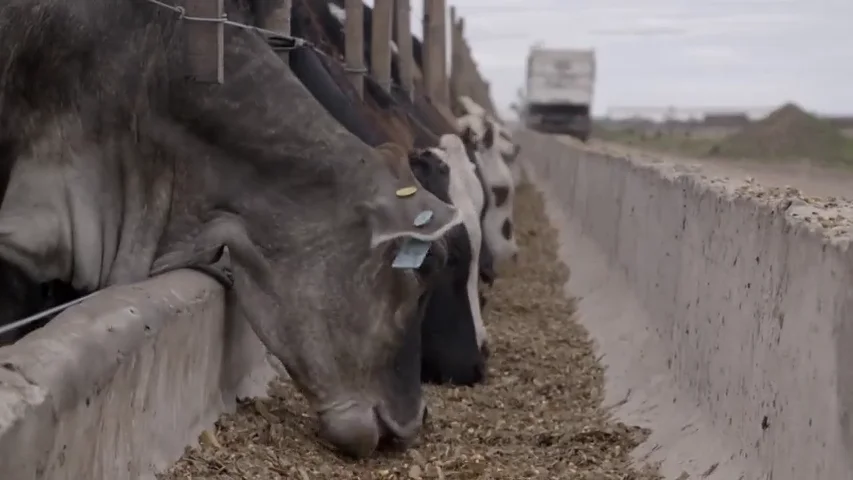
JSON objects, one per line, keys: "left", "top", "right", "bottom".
{"left": 392, "top": 238, "right": 431, "bottom": 269}
{"left": 413, "top": 209, "right": 434, "bottom": 227}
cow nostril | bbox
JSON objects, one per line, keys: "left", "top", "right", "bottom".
{"left": 374, "top": 402, "right": 426, "bottom": 451}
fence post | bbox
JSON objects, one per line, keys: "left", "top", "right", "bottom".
{"left": 449, "top": 6, "right": 461, "bottom": 107}
{"left": 456, "top": 17, "right": 469, "bottom": 114}
{"left": 436, "top": 0, "right": 449, "bottom": 105}
{"left": 467, "top": 40, "right": 483, "bottom": 108}
{"left": 345, "top": 0, "right": 365, "bottom": 98}
{"left": 184, "top": 0, "right": 225, "bottom": 84}
{"left": 462, "top": 35, "right": 493, "bottom": 116}
{"left": 261, "top": 0, "right": 292, "bottom": 61}
{"left": 422, "top": 0, "right": 446, "bottom": 105}
{"left": 395, "top": 0, "right": 414, "bottom": 100}
{"left": 371, "top": 0, "right": 393, "bottom": 92}
{"left": 459, "top": 27, "right": 477, "bottom": 114}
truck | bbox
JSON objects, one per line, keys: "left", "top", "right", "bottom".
{"left": 522, "top": 47, "right": 596, "bottom": 141}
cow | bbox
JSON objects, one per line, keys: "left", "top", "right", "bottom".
{"left": 389, "top": 93, "right": 498, "bottom": 309}
{"left": 456, "top": 95, "right": 523, "bottom": 186}
{"left": 288, "top": 4, "right": 490, "bottom": 385}
{"left": 458, "top": 113, "right": 520, "bottom": 265}
{"left": 493, "top": 123, "right": 524, "bottom": 187}
{"left": 0, "top": 0, "right": 471, "bottom": 458}
{"left": 418, "top": 137, "right": 489, "bottom": 384}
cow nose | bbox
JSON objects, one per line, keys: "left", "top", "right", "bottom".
{"left": 318, "top": 404, "right": 380, "bottom": 458}
{"left": 511, "top": 252, "right": 519, "bottom": 263}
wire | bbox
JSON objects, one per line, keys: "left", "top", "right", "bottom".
{"left": 144, "top": 0, "right": 312, "bottom": 50}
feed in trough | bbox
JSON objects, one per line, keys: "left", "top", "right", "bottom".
{"left": 159, "top": 182, "right": 662, "bottom": 479}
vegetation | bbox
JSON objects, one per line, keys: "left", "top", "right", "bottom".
{"left": 595, "top": 103, "right": 853, "bottom": 168}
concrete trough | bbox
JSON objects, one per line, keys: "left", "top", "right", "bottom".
{"left": 517, "top": 129, "right": 853, "bottom": 480}
{"left": 0, "top": 270, "right": 276, "bottom": 480}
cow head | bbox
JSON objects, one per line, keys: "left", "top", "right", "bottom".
{"left": 455, "top": 116, "right": 520, "bottom": 264}
{"left": 402, "top": 145, "right": 453, "bottom": 278}
{"left": 495, "top": 125, "right": 521, "bottom": 164}
{"left": 261, "top": 142, "right": 462, "bottom": 459}
{"left": 416, "top": 143, "right": 489, "bottom": 386}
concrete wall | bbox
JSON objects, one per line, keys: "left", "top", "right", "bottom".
{"left": 0, "top": 270, "right": 276, "bottom": 480}
{"left": 517, "top": 129, "right": 853, "bottom": 480}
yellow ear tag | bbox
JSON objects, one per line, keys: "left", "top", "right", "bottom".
{"left": 395, "top": 186, "right": 418, "bottom": 198}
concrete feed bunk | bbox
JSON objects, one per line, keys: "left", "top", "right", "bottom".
{"left": 518, "top": 129, "right": 853, "bottom": 480}
{"left": 0, "top": 271, "right": 275, "bottom": 480}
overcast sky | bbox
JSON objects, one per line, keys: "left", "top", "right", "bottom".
{"left": 362, "top": 0, "right": 852, "bottom": 119}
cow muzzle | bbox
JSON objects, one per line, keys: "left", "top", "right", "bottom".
{"left": 318, "top": 399, "right": 427, "bottom": 458}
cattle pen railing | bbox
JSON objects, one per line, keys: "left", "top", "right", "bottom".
{"left": 0, "top": 1, "right": 502, "bottom": 479}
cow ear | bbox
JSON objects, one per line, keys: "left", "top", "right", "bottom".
{"left": 482, "top": 122, "right": 495, "bottom": 149}
{"left": 355, "top": 186, "right": 461, "bottom": 250}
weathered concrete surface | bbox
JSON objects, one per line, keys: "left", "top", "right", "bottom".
{"left": 0, "top": 270, "right": 276, "bottom": 480}
{"left": 517, "top": 129, "right": 853, "bottom": 480}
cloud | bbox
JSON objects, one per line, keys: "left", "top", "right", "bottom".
{"left": 680, "top": 45, "right": 748, "bottom": 67}
{"left": 361, "top": 0, "right": 852, "bottom": 115}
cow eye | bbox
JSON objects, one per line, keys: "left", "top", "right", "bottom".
{"left": 437, "top": 162, "right": 449, "bottom": 176}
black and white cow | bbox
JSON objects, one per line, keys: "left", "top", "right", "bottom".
{"left": 419, "top": 137, "right": 489, "bottom": 384}
{"left": 457, "top": 110, "right": 520, "bottom": 265}
{"left": 457, "top": 96, "right": 523, "bottom": 186}
{"left": 494, "top": 122, "right": 524, "bottom": 187}
{"left": 0, "top": 0, "right": 471, "bottom": 459}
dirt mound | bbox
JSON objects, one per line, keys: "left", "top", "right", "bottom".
{"left": 158, "top": 182, "right": 661, "bottom": 480}
{"left": 709, "top": 103, "right": 853, "bottom": 165}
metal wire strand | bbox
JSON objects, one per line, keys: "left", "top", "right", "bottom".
{"left": 144, "top": 0, "right": 313, "bottom": 50}
{"left": 0, "top": 291, "right": 101, "bottom": 338}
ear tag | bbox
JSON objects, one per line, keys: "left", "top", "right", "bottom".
{"left": 413, "top": 209, "right": 434, "bottom": 228}
{"left": 392, "top": 238, "right": 431, "bottom": 269}
{"left": 396, "top": 186, "right": 418, "bottom": 198}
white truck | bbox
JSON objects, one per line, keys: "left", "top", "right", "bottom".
{"left": 523, "top": 47, "right": 596, "bottom": 141}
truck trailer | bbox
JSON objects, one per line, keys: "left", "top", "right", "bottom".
{"left": 523, "top": 46, "right": 596, "bottom": 141}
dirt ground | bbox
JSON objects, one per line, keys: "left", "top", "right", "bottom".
{"left": 594, "top": 103, "right": 853, "bottom": 182}
{"left": 158, "top": 182, "right": 661, "bottom": 480}
{"left": 590, "top": 139, "right": 853, "bottom": 201}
